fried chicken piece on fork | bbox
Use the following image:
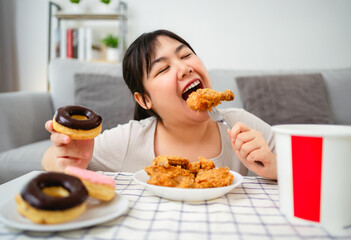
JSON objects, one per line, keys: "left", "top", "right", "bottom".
{"left": 186, "top": 88, "right": 234, "bottom": 111}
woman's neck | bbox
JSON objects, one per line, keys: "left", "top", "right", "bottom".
{"left": 157, "top": 119, "right": 212, "bottom": 143}
{"left": 154, "top": 118, "right": 222, "bottom": 161}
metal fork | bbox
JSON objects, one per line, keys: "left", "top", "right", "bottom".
{"left": 207, "top": 107, "right": 232, "bottom": 130}
{"left": 208, "top": 107, "right": 265, "bottom": 167}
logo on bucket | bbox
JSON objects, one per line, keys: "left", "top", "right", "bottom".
{"left": 291, "top": 136, "right": 323, "bottom": 222}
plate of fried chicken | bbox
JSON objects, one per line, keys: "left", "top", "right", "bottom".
{"left": 133, "top": 156, "right": 243, "bottom": 201}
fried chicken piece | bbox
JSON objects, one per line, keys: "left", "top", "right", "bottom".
{"left": 145, "top": 165, "right": 195, "bottom": 188}
{"left": 198, "top": 156, "right": 215, "bottom": 170}
{"left": 145, "top": 156, "right": 233, "bottom": 189}
{"left": 187, "top": 161, "right": 200, "bottom": 174}
{"left": 187, "top": 88, "right": 234, "bottom": 111}
{"left": 152, "top": 155, "right": 189, "bottom": 169}
{"left": 195, "top": 167, "right": 234, "bottom": 188}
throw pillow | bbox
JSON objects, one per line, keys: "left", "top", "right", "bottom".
{"left": 74, "top": 73, "right": 135, "bottom": 131}
{"left": 235, "top": 73, "right": 334, "bottom": 125}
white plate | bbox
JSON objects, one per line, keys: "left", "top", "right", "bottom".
{"left": 133, "top": 170, "right": 243, "bottom": 201}
{"left": 0, "top": 193, "right": 129, "bottom": 232}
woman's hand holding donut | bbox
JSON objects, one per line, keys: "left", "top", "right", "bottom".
{"left": 228, "top": 122, "right": 277, "bottom": 180}
{"left": 43, "top": 120, "right": 94, "bottom": 171}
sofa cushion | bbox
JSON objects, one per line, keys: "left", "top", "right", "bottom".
{"left": 0, "top": 91, "right": 53, "bottom": 152}
{"left": 208, "top": 67, "right": 351, "bottom": 125}
{"left": 320, "top": 68, "right": 351, "bottom": 125}
{"left": 74, "top": 73, "right": 135, "bottom": 131}
{"left": 0, "top": 140, "right": 52, "bottom": 184}
{"left": 49, "top": 58, "right": 122, "bottom": 111}
{"left": 235, "top": 73, "right": 334, "bottom": 125}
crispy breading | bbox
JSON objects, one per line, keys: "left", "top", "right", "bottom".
{"left": 198, "top": 156, "right": 215, "bottom": 170}
{"left": 195, "top": 167, "right": 234, "bottom": 188}
{"left": 187, "top": 162, "right": 200, "bottom": 174}
{"left": 145, "top": 156, "right": 234, "bottom": 188}
{"left": 186, "top": 88, "right": 234, "bottom": 111}
{"left": 152, "top": 155, "right": 189, "bottom": 169}
{"left": 145, "top": 165, "right": 195, "bottom": 188}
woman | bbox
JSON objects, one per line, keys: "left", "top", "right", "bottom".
{"left": 42, "top": 29, "right": 277, "bottom": 180}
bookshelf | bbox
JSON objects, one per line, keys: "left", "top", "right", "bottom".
{"left": 48, "top": 1, "right": 127, "bottom": 64}
{"left": 55, "top": 13, "right": 120, "bottom": 20}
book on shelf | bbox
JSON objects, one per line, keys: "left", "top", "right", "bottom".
{"left": 72, "top": 29, "right": 78, "bottom": 58}
{"left": 56, "top": 27, "right": 94, "bottom": 61}
{"left": 86, "top": 28, "right": 93, "bottom": 61}
{"left": 54, "top": 28, "right": 60, "bottom": 58}
{"left": 59, "top": 26, "right": 66, "bottom": 58}
{"left": 78, "top": 28, "right": 86, "bottom": 60}
{"left": 66, "top": 28, "right": 74, "bottom": 58}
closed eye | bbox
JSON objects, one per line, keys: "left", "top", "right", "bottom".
{"left": 156, "top": 66, "right": 170, "bottom": 76}
{"left": 181, "top": 53, "right": 192, "bottom": 59}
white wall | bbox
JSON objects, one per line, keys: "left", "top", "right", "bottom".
{"left": 11, "top": 0, "right": 48, "bottom": 91}
{"left": 125, "top": 0, "right": 351, "bottom": 70}
{"left": 12, "top": 0, "right": 351, "bottom": 91}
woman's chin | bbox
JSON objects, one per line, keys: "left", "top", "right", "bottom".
{"left": 190, "top": 109, "right": 210, "bottom": 119}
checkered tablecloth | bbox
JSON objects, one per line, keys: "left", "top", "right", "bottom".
{"left": 1, "top": 172, "right": 350, "bottom": 240}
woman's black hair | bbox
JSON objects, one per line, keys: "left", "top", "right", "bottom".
{"left": 122, "top": 29, "right": 196, "bottom": 120}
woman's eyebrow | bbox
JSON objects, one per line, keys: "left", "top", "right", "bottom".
{"left": 150, "top": 57, "right": 166, "bottom": 72}
{"left": 175, "top": 44, "right": 186, "bottom": 53}
{"left": 149, "top": 44, "right": 187, "bottom": 72}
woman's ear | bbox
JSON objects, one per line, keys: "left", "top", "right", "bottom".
{"left": 134, "top": 92, "right": 152, "bottom": 110}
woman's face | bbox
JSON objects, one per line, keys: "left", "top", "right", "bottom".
{"left": 141, "top": 36, "right": 212, "bottom": 124}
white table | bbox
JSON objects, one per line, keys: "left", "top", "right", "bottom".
{"left": 0, "top": 171, "right": 350, "bottom": 239}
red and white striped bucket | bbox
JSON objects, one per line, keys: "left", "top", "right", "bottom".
{"left": 272, "top": 124, "right": 351, "bottom": 234}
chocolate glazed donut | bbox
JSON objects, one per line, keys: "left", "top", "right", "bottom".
{"left": 21, "top": 172, "right": 88, "bottom": 210}
{"left": 54, "top": 105, "right": 102, "bottom": 130}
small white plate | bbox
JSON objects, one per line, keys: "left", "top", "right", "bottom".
{"left": 133, "top": 170, "right": 243, "bottom": 201}
{"left": 0, "top": 193, "right": 129, "bottom": 232}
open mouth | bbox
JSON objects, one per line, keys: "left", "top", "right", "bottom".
{"left": 182, "top": 80, "right": 203, "bottom": 100}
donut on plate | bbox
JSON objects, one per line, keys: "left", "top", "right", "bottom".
{"left": 15, "top": 172, "right": 88, "bottom": 224}
{"left": 53, "top": 105, "right": 102, "bottom": 140}
{"left": 65, "top": 166, "right": 115, "bottom": 201}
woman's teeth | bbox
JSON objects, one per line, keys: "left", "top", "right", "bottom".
{"left": 182, "top": 80, "right": 202, "bottom": 100}
{"left": 183, "top": 80, "right": 200, "bottom": 94}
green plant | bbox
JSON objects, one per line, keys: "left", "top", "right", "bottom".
{"left": 69, "top": 0, "right": 80, "bottom": 3}
{"left": 100, "top": 0, "right": 111, "bottom": 4}
{"left": 101, "top": 34, "right": 118, "bottom": 48}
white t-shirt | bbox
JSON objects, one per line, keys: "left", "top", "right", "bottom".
{"left": 89, "top": 108, "right": 275, "bottom": 175}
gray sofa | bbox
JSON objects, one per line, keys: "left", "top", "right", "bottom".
{"left": 1, "top": 58, "right": 350, "bottom": 184}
